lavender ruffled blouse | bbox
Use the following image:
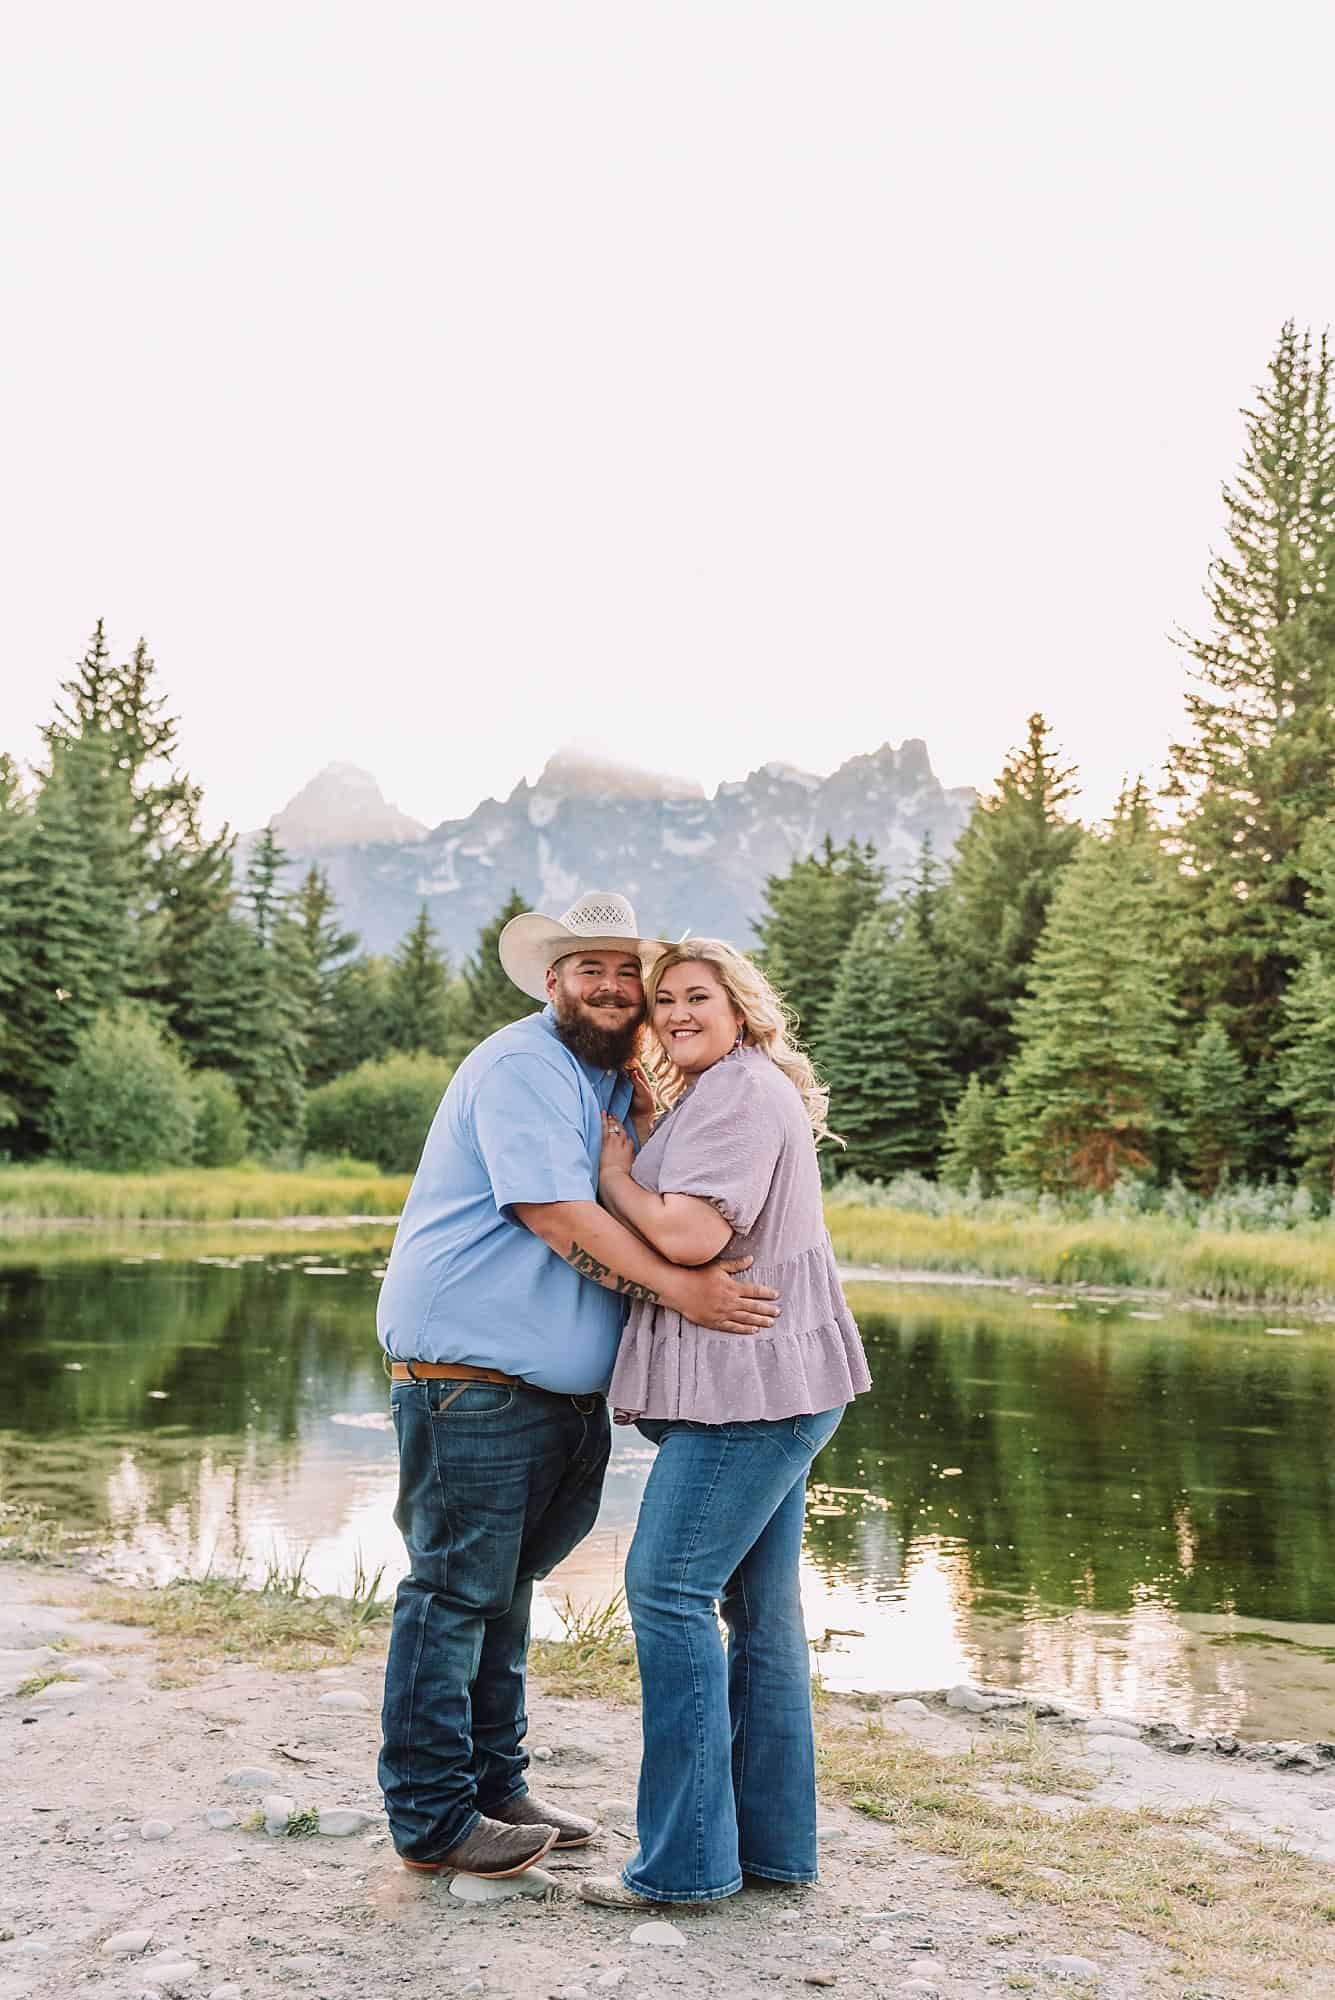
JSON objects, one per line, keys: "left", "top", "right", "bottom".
{"left": 607, "top": 1045, "right": 872, "bottom": 1423}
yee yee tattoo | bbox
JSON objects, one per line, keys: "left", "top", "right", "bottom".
{"left": 565, "top": 1239, "right": 660, "bottom": 1306}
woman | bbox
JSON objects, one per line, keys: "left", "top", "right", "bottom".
{"left": 580, "top": 940, "right": 871, "bottom": 1909}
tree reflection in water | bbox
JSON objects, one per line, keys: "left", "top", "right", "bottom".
{"left": 2, "top": 1262, "right": 1332, "bottom": 1736}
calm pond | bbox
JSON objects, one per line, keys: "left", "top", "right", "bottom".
{"left": 2, "top": 1242, "right": 1333, "bottom": 1741}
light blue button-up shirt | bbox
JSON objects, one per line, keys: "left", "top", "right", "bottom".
{"left": 376, "top": 1006, "right": 636, "bottom": 1393}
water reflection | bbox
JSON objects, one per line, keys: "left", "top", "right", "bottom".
{"left": 2, "top": 1255, "right": 1333, "bottom": 1738}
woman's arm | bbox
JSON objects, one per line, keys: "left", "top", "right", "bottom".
{"left": 512, "top": 1197, "right": 772, "bottom": 1330}
{"left": 598, "top": 1115, "right": 732, "bottom": 1266}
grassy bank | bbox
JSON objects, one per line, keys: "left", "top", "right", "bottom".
{"left": 827, "top": 1202, "right": 1335, "bottom": 1308}
{"left": 0, "top": 1163, "right": 410, "bottom": 1222}
{"left": 0, "top": 1220, "right": 398, "bottom": 1269}
{"left": 6, "top": 1164, "right": 1335, "bottom": 1309}
{"left": 817, "top": 1715, "right": 1335, "bottom": 1997}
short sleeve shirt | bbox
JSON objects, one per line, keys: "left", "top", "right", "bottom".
{"left": 375, "top": 1007, "right": 636, "bottom": 1393}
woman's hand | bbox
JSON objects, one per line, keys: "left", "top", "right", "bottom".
{"left": 599, "top": 1114, "right": 637, "bottom": 1192}
{"left": 626, "top": 1060, "right": 657, "bottom": 1138}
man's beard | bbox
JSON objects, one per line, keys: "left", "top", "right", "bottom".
{"left": 552, "top": 990, "right": 643, "bottom": 1071}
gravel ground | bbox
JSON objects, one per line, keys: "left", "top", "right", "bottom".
{"left": 4, "top": 1568, "right": 1333, "bottom": 2000}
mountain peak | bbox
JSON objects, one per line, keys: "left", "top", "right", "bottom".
{"left": 270, "top": 763, "right": 427, "bottom": 851}
{"left": 525, "top": 747, "right": 706, "bottom": 803}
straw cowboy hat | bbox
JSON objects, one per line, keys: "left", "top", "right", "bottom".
{"left": 498, "top": 891, "right": 674, "bottom": 1003}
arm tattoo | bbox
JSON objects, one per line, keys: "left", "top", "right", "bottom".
{"left": 565, "top": 1239, "right": 659, "bottom": 1306}
{"left": 614, "top": 1273, "right": 660, "bottom": 1304}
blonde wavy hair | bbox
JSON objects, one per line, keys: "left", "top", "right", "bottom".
{"left": 641, "top": 939, "right": 836, "bottom": 1143}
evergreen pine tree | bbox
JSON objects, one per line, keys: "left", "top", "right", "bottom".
{"left": 290, "top": 865, "right": 359, "bottom": 1088}
{"left": 1271, "top": 955, "right": 1335, "bottom": 1195}
{"left": 939, "top": 1076, "right": 1004, "bottom": 1194}
{"left": 818, "top": 910, "right": 954, "bottom": 1180}
{"left": 1000, "top": 792, "right": 1182, "bottom": 1192}
{"left": 1167, "top": 325, "right": 1335, "bottom": 1069}
{"left": 939, "top": 714, "right": 1082, "bottom": 1083}
{"left": 176, "top": 894, "right": 262, "bottom": 1077}
{"left": 903, "top": 835, "right": 946, "bottom": 945}
{"left": 0, "top": 758, "right": 33, "bottom": 1134}
{"left": 754, "top": 838, "right": 885, "bottom": 1051}
{"left": 3, "top": 748, "right": 110, "bottom": 1145}
{"left": 41, "top": 624, "right": 229, "bottom": 1019}
{"left": 323, "top": 955, "right": 393, "bottom": 1078}
{"left": 1181, "top": 1019, "right": 1250, "bottom": 1193}
{"left": 232, "top": 827, "right": 307, "bottom": 1154}
{"left": 453, "top": 890, "right": 541, "bottom": 1053}
{"left": 387, "top": 905, "right": 452, "bottom": 1056}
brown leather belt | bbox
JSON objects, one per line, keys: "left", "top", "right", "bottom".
{"left": 388, "top": 1360, "right": 523, "bottom": 1388}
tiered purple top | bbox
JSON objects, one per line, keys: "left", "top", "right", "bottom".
{"left": 608, "top": 1046, "right": 872, "bottom": 1423}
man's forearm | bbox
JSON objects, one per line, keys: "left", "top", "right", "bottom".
{"left": 512, "top": 1200, "right": 687, "bottom": 1310}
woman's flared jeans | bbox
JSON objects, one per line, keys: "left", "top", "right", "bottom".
{"left": 623, "top": 1407, "right": 845, "bottom": 1903}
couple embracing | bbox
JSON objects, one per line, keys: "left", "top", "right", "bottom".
{"left": 375, "top": 891, "right": 871, "bottom": 1908}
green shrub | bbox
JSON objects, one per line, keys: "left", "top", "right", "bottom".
{"left": 304, "top": 1052, "right": 454, "bottom": 1173}
{"left": 190, "top": 1070, "right": 250, "bottom": 1167}
{"left": 51, "top": 1006, "right": 196, "bottom": 1172}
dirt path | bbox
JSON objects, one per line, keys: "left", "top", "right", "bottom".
{"left": 3, "top": 1568, "right": 1334, "bottom": 2000}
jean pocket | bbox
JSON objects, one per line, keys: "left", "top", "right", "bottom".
{"left": 428, "top": 1380, "right": 515, "bottom": 1418}
{"left": 792, "top": 1406, "right": 844, "bottom": 1456}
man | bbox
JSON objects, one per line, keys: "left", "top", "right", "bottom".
{"left": 376, "top": 890, "right": 780, "bottom": 1879}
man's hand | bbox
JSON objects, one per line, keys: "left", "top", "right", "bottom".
{"left": 675, "top": 1257, "right": 780, "bottom": 1335}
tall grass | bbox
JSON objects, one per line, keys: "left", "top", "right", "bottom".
{"left": 0, "top": 1163, "right": 411, "bottom": 1221}
{"left": 530, "top": 1592, "right": 640, "bottom": 1703}
{"left": 5, "top": 1160, "right": 1335, "bottom": 1307}
{"left": 827, "top": 1203, "right": 1335, "bottom": 1307}
{"left": 89, "top": 1549, "right": 393, "bottom": 1678}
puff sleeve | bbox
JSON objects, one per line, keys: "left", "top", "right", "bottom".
{"left": 653, "top": 1059, "right": 786, "bottom": 1236}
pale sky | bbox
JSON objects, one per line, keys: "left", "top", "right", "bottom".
{"left": 2, "top": 3, "right": 1332, "bottom": 834}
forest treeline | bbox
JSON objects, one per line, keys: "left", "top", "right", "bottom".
{"left": 3, "top": 322, "right": 1335, "bottom": 1192}
{"left": 0, "top": 636, "right": 539, "bottom": 1171}
{"left": 776, "top": 322, "right": 1335, "bottom": 1200}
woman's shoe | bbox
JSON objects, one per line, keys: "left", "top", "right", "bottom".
{"left": 579, "top": 1875, "right": 661, "bottom": 1909}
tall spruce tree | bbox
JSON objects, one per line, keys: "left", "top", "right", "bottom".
{"left": 234, "top": 827, "right": 307, "bottom": 1154}
{"left": 939, "top": 1076, "right": 1004, "bottom": 1194}
{"left": 1271, "top": 956, "right": 1335, "bottom": 1195}
{"left": 0, "top": 758, "right": 33, "bottom": 1134}
{"left": 454, "top": 890, "right": 540, "bottom": 1053}
{"left": 388, "top": 905, "right": 452, "bottom": 1056}
{"left": 43, "top": 624, "right": 234, "bottom": 1024}
{"left": 1167, "top": 325, "right": 1335, "bottom": 1078}
{"left": 755, "top": 838, "right": 885, "bottom": 1051}
{"left": 1181, "top": 1019, "right": 1251, "bottom": 1193}
{"left": 323, "top": 955, "right": 393, "bottom": 1079}
{"left": 1000, "top": 790, "right": 1181, "bottom": 1192}
{"left": 176, "top": 890, "right": 261, "bottom": 1078}
{"left": 290, "top": 865, "right": 359, "bottom": 1088}
{"left": 818, "top": 909, "right": 954, "bottom": 1180}
{"left": 940, "top": 714, "right": 1082, "bottom": 1083}
{"left": 3, "top": 747, "right": 111, "bottom": 1145}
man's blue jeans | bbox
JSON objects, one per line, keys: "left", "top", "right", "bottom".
{"left": 622, "top": 1407, "right": 845, "bottom": 1903}
{"left": 378, "top": 1376, "right": 611, "bottom": 1863}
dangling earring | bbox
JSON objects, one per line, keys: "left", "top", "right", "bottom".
{"left": 732, "top": 1023, "right": 745, "bottom": 1050}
